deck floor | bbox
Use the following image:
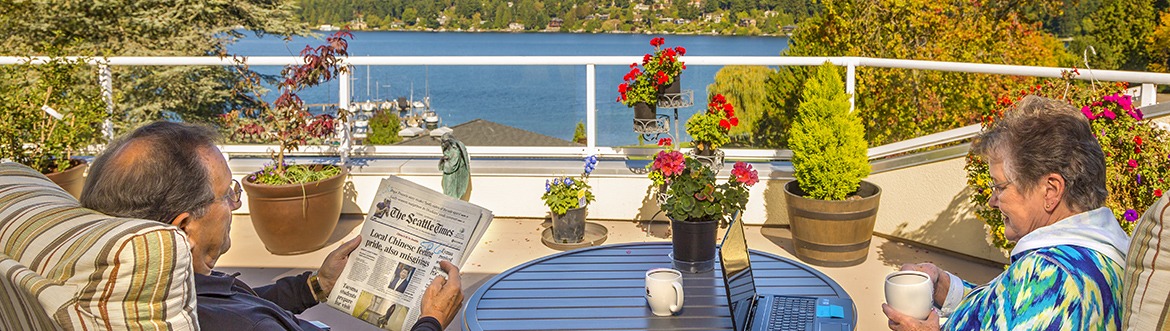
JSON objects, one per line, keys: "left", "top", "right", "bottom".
{"left": 218, "top": 215, "right": 1005, "bottom": 330}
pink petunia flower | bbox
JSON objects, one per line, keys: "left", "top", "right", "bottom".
{"left": 1102, "top": 109, "right": 1117, "bottom": 120}
{"left": 1081, "top": 106, "right": 1096, "bottom": 120}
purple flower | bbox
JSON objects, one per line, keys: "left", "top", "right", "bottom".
{"left": 545, "top": 179, "right": 551, "bottom": 192}
{"left": 565, "top": 178, "right": 575, "bottom": 186}
{"left": 1138, "top": 174, "right": 1143, "bottom": 185}
{"left": 1128, "top": 109, "right": 1144, "bottom": 120}
{"left": 583, "top": 155, "right": 599, "bottom": 175}
{"left": 1124, "top": 209, "right": 1139, "bottom": 223}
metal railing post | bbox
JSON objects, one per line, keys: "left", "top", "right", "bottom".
{"left": 1141, "top": 83, "right": 1157, "bottom": 107}
{"left": 338, "top": 66, "right": 352, "bottom": 166}
{"left": 98, "top": 64, "right": 114, "bottom": 140}
{"left": 586, "top": 64, "right": 597, "bottom": 150}
{"left": 846, "top": 60, "right": 857, "bottom": 113}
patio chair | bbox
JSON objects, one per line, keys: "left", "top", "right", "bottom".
{"left": 1123, "top": 194, "right": 1170, "bottom": 330}
{"left": 0, "top": 162, "right": 197, "bottom": 330}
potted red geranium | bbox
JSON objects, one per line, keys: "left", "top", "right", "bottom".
{"left": 686, "top": 93, "right": 738, "bottom": 158}
{"left": 617, "top": 37, "right": 686, "bottom": 131}
{"left": 649, "top": 146, "right": 758, "bottom": 273}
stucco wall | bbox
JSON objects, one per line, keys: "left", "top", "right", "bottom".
{"left": 228, "top": 154, "right": 1010, "bottom": 263}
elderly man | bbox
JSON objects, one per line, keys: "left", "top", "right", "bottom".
{"left": 80, "top": 121, "right": 464, "bottom": 331}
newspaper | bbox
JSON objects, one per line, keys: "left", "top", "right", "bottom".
{"left": 325, "top": 175, "right": 493, "bottom": 331}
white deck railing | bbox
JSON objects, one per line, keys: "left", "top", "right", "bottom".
{"left": 4, "top": 55, "right": 1169, "bottom": 162}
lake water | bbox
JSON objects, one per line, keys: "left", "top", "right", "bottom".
{"left": 228, "top": 31, "right": 789, "bottom": 146}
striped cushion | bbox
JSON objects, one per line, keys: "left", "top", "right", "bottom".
{"left": 1123, "top": 194, "right": 1170, "bottom": 330}
{"left": 0, "top": 162, "right": 198, "bottom": 330}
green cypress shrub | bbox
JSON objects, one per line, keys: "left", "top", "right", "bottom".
{"left": 367, "top": 110, "right": 402, "bottom": 145}
{"left": 789, "top": 63, "right": 871, "bottom": 200}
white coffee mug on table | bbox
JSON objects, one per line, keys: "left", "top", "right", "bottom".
{"left": 645, "top": 268, "right": 684, "bottom": 316}
{"left": 884, "top": 270, "right": 934, "bottom": 320}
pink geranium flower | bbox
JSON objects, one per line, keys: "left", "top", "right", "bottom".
{"left": 732, "top": 162, "right": 759, "bottom": 186}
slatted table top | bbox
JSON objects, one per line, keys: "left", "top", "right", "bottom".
{"left": 462, "top": 242, "right": 854, "bottom": 330}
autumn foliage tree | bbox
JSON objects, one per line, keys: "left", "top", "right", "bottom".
{"left": 763, "top": 0, "right": 1073, "bottom": 147}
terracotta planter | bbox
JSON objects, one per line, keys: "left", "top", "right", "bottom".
{"left": 671, "top": 217, "right": 718, "bottom": 273}
{"left": 784, "top": 180, "right": 882, "bottom": 267}
{"left": 243, "top": 165, "right": 348, "bottom": 255}
{"left": 45, "top": 159, "right": 87, "bottom": 199}
{"left": 551, "top": 206, "right": 587, "bottom": 243}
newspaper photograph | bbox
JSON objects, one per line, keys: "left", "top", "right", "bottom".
{"left": 326, "top": 175, "right": 493, "bottom": 330}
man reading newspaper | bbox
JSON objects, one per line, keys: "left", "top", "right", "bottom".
{"left": 324, "top": 176, "right": 493, "bottom": 331}
{"left": 79, "top": 121, "right": 465, "bottom": 331}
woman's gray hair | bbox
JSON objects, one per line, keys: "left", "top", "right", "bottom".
{"left": 972, "top": 95, "right": 1107, "bottom": 212}
{"left": 80, "top": 121, "right": 220, "bottom": 224}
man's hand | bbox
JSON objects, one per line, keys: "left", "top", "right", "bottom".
{"left": 318, "top": 236, "right": 361, "bottom": 295}
{"left": 899, "top": 263, "right": 949, "bottom": 306}
{"left": 883, "top": 303, "right": 940, "bottom": 331}
{"left": 421, "top": 260, "right": 464, "bottom": 329}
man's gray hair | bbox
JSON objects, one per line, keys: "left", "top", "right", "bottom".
{"left": 972, "top": 95, "right": 1107, "bottom": 212}
{"left": 81, "top": 121, "right": 220, "bottom": 223}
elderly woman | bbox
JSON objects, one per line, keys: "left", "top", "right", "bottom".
{"left": 883, "top": 95, "right": 1130, "bottom": 330}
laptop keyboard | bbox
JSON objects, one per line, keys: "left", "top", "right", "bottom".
{"left": 767, "top": 296, "right": 817, "bottom": 330}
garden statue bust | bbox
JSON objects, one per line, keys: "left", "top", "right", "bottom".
{"left": 439, "top": 132, "right": 470, "bottom": 200}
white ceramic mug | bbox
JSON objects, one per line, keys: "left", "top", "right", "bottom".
{"left": 884, "top": 270, "right": 934, "bottom": 320}
{"left": 645, "top": 268, "right": 685, "bottom": 316}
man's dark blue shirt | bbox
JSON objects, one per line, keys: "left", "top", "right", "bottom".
{"left": 195, "top": 271, "right": 443, "bottom": 331}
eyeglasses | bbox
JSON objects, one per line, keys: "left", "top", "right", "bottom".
{"left": 989, "top": 179, "right": 1013, "bottom": 196}
{"left": 225, "top": 179, "right": 242, "bottom": 205}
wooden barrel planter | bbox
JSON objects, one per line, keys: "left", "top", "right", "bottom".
{"left": 783, "top": 180, "right": 881, "bottom": 267}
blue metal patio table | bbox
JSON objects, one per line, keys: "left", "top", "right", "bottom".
{"left": 462, "top": 242, "right": 854, "bottom": 330}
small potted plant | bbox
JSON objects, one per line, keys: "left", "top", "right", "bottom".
{"left": 649, "top": 147, "right": 758, "bottom": 273}
{"left": 784, "top": 62, "right": 879, "bottom": 267}
{"left": 541, "top": 155, "right": 599, "bottom": 243}
{"left": 617, "top": 37, "right": 686, "bottom": 130}
{"left": 0, "top": 55, "right": 106, "bottom": 198}
{"left": 685, "top": 93, "right": 738, "bottom": 157}
{"left": 222, "top": 30, "right": 353, "bottom": 255}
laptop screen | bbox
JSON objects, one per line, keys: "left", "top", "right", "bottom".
{"left": 719, "top": 217, "right": 758, "bottom": 331}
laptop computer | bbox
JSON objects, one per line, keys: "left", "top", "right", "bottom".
{"left": 718, "top": 217, "right": 855, "bottom": 331}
